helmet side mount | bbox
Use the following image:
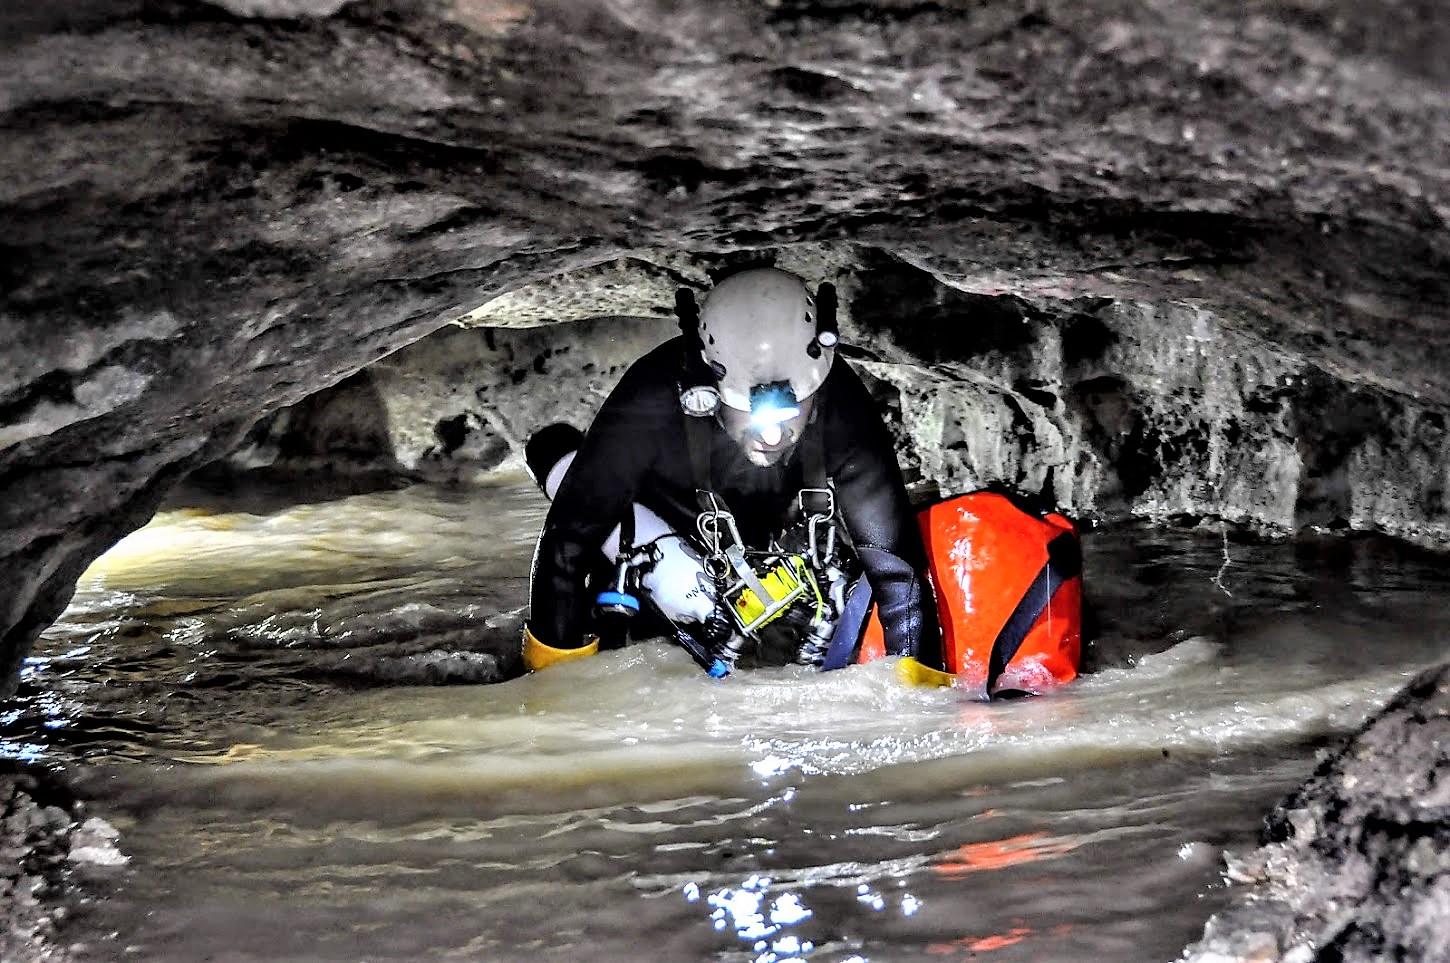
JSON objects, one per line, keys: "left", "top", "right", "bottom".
{"left": 675, "top": 287, "right": 721, "bottom": 417}
{"left": 808, "top": 283, "right": 838, "bottom": 359}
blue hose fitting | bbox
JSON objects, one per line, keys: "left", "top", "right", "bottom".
{"left": 595, "top": 590, "right": 641, "bottom": 616}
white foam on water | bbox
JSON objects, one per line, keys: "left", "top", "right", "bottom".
{"left": 123, "top": 633, "right": 1425, "bottom": 826}
{"left": 38, "top": 478, "right": 1450, "bottom": 963}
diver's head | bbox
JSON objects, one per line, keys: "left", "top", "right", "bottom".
{"left": 691, "top": 268, "right": 837, "bottom": 466}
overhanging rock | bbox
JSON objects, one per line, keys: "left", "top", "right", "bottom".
{"left": 2, "top": 0, "right": 1449, "bottom": 694}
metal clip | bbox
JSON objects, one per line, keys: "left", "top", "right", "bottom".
{"left": 696, "top": 499, "right": 744, "bottom": 553}
{"left": 696, "top": 491, "right": 744, "bottom": 586}
{"left": 797, "top": 487, "right": 835, "bottom": 522}
{"left": 807, "top": 515, "right": 837, "bottom": 569}
{"left": 798, "top": 487, "right": 837, "bottom": 569}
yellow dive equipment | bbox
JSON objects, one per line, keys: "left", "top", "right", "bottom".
{"left": 523, "top": 625, "right": 599, "bottom": 672}
{"left": 896, "top": 656, "right": 955, "bottom": 688}
{"left": 724, "top": 554, "right": 820, "bottom": 635}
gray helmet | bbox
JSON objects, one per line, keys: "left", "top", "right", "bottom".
{"left": 696, "top": 268, "right": 837, "bottom": 424}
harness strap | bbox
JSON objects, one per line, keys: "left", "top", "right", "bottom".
{"left": 788, "top": 383, "right": 838, "bottom": 568}
{"left": 800, "top": 403, "right": 827, "bottom": 491}
{"left": 684, "top": 410, "right": 714, "bottom": 512}
{"left": 985, "top": 531, "right": 1082, "bottom": 694}
{"left": 617, "top": 498, "right": 636, "bottom": 559}
{"left": 820, "top": 576, "right": 873, "bottom": 671}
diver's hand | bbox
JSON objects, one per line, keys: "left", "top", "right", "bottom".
{"left": 522, "top": 624, "right": 599, "bottom": 672}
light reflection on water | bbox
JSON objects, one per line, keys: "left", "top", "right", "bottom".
{"left": 8, "top": 473, "right": 1450, "bottom": 961}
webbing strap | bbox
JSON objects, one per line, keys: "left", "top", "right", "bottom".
{"left": 683, "top": 411, "right": 714, "bottom": 511}
{"left": 800, "top": 408, "right": 827, "bottom": 491}
{"left": 791, "top": 384, "right": 835, "bottom": 544}
{"left": 821, "top": 576, "right": 873, "bottom": 671}
{"left": 985, "top": 532, "right": 1082, "bottom": 694}
{"left": 617, "top": 498, "right": 636, "bottom": 559}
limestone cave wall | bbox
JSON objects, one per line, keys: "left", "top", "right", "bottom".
{"left": 1, "top": 0, "right": 1448, "bottom": 693}
{"left": 243, "top": 247, "right": 1450, "bottom": 551}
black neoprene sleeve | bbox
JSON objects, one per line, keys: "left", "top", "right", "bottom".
{"left": 821, "top": 360, "right": 945, "bottom": 669}
{"left": 527, "top": 359, "right": 671, "bottom": 648}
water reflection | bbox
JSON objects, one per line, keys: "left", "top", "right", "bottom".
{"left": 931, "top": 831, "right": 1080, "bottom": 878}
{"left": 691, "top": 875, "right": 816, "bottom": 959}
{"left": 8, "top": 477, "right": 1450, "bottom": 960}
{"left": 682, "top": 872, "right": 938, "bottom": 963}
{"left": 670, "top": 783, "right": 1096, "bottom": 961}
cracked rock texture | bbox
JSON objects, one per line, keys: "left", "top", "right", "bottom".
{"left": 0, "top": 768, "right": 123, "bottom": 963}
{"left": 1182, "top": 663, "right": 1450, "bottom": 963}
{"left": 4, "top": 0, "right": 1449, "bottom": 689}
{"left": 245, "top": 246, "right": 1450, "bottom": 556}
{"left": 2, "top": 2, "right": 1450, "bottom": 957}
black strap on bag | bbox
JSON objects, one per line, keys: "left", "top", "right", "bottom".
{"left": 985, "top": 531, "right": 1081, "bottom": 695}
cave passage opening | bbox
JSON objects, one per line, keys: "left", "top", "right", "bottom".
{"left": 8, "top": 247, "right": 1450, "bottom": 961}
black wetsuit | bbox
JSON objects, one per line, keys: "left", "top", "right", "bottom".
{"left": 528, "top": 337, "right": 945, "bottom": 669}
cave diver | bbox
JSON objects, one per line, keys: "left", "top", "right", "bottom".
{"left": 522, "top": 266, "right": 952, "bottom": 686}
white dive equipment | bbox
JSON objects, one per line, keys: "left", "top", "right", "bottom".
{"left": 536, "top": 440, "right": 848, "bottom": 675}
{"left": 678, "top": 383, "right": 721, "bottom": 418}
{"left": 541, "top": 449, "right": 720, "bottom": 631}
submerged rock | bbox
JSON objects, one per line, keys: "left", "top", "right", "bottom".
{"left": 0, "top": 769, "right": 118, "bottom": 963}
{"left": 1183, "top": 663, "right": 1450, "bottom": 962}
{"left": 65, "top": 819, "right": 126, "bottom": 870}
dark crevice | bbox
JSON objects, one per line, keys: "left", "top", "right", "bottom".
{"left": 851, "top": 251, "right": 1041, "bottom": 363}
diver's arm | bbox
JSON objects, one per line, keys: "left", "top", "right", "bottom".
{"left": 527, "top": 349, "right": 673, "bottom": 652}
{"left": 822, "top": 360, "right": 946, "bottom": 671}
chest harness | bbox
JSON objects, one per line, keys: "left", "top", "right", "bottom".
{"left": 681, "top": 395, "right": 851, "bottom": 671}
{"left": 593, "top": 287, "right": 850, "bottom": 674}
{"left": 588, "top": 406, "right": 849, "bottom": 675}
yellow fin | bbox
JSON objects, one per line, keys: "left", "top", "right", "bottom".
{"left": 896, "top": 656, "right": 955, "bottom": 688}
{"left": 523, "top": 626, "right": 599, "bottom": 671}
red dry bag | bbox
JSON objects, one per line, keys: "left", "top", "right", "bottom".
{"left": 857, "top": 491, "right": 1082, "bottom": 695}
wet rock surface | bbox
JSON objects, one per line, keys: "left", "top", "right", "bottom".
{"left": 241, "top": 247, "right": 1450, "bottom": 552}
{"left": 1183, "top": 662, "right": 1450, "bottom": 963}
{"left": 4, "top": 0, "right": 1450, "bottom": 692}
{"left": 3, "top": 1, "right": 1450, "bottom": 956}
{"left": 0, "top": 767, "right": 123, "bottom": 963}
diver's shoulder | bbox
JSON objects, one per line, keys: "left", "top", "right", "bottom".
{"left": 618, "top": 336, "right": 688, "bottom": 386}
{"left": 636, "top": 335, "right": 688, "bottom": 370}
{"left": 606, "top": 336, "right": 687, "bottom": 405}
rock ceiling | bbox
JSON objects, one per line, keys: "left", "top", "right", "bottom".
{"left": 1, "top": 0, "right": 1447, "bottom": 687}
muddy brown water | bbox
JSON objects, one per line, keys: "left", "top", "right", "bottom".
{"left": 7, "top": 473, "right": 1449, "bottom": 962}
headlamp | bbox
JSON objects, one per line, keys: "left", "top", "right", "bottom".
{"left": 748, "top": 381, "right": 801, "bottom": 429}
{"left": 679, "top": 383, "right": 721, "bottom": 417}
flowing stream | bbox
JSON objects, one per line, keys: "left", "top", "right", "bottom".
{"left": 8, "top": 473, "right": 1449, "bottom": 962}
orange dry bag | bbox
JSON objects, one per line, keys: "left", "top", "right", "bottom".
{"left": 856, "top": 491, "right": 1082, "bottom": 695}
